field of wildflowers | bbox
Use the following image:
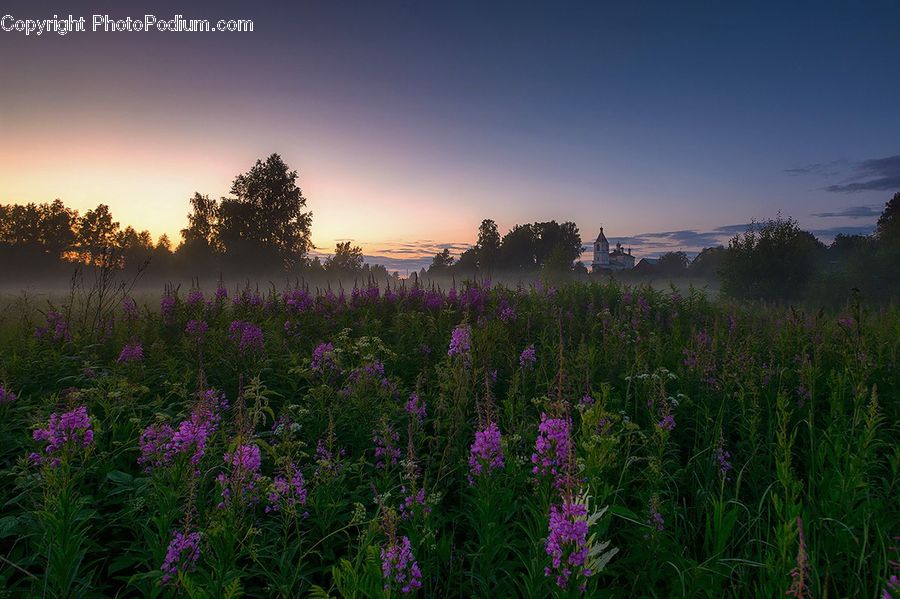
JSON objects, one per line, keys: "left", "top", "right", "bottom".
{"left": 0, "top": 281, "right": 896, "bottom": 597}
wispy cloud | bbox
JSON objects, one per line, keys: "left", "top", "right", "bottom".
{"left": 788, "top": 153, "right": 900, "bottom": 193}
{"left": 811, "top": 205, "right": 882, "bottom": 219}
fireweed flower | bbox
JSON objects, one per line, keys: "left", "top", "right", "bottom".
{"left": 545, "top": 499, "right": 590, "bottom": 590}
{"left": 314, "top": 438, "right": 346, "bottom": 478}
{"left": 381, "top": 535, "right": 423, "bottom": 595}
{"left": 447, "top": 324, "right": 471, "bottom": 358}
{"left": 498, "top": 298, "right": 516, "bottom": 322}
{"left": 214, "top": 284, "right": 228, "bottom": 302}
{"left": 578, "top": 394, "right": 595, "bottom": 409}
{"left": 117, "top": 340, "right": 144, "bottom": 364}
{"left": 398, "top": 487, "right": 430, "bottom": 520}
{"left": 405, "top": 393, "right": 427, "bottom": 422}
{"left": 138, "top": 390, "right": 227, "bottom": 472}
{"left": 285, "top": 288, "right": 314, "bottom": 313}
{"left": 468, "top": 421, "right": 505, "bottom": 485}
{"left": 311, "top": 342, "right": 337, "bottom": 372}
{"left": 217, "top": 443, "right": 262, "bottom": 508}
{"left": 520, "top": 344, "right": 537, "bottom": 368}
{"left": 715, "top": 432, "right": 732, "bottom": 479}
{"left": 0, "top": 386, "right": 16, "bottom": 404}
{"left": 266, "top": 462, "right": 307, "bottom": 513}
{"left": 160, "top": 529, "right": 201, "bottom": 585}
{"left": 786, "top": 516, "right": 812, "bottom": 599}
{"left": 185, "top": 319, "right": 209, "bottom": 343}
{"left": 229, "top": 320, "right": 264, "bottom": 355}
{"left": 373, "top": 426, "right": 401, "bottom": 469}
{"left": 657, "top": 413, "right": 676, "bottom": 432}
{"left": 646, "top": 497, "right": 665, "bottom": 536}
{"left": 31, "top": 405, "right": 94, "bottom": 467}
{"left": 122, "top": 297, "right": 139, "bottom": 321}
{"left": 532, "top": 414, "right": 571, "bottom": 487}
{"left": 35, "top": 310, "right": 71, "bottom": 342}
{"left": 186, "top": 289, "right": 204, "bottom": 309}
{"left": 160, "top": 294, "right": 176, "bottom": 324}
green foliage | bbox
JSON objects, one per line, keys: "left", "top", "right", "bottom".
{"left": 0, "top": 278, "right": 896, "bottom": 597}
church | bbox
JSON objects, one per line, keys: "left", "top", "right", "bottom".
{"left": 591, "top": 227, "right": 635, "bottom": 273}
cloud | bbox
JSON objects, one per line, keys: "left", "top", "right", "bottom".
{"left": 811, "top": 205, "right": 881, "bottom": 219}
{"left": 784, "top": 153, "right": 900, "bottom": 193}
{"left": 784, "top": 160, "right": 847, "bottom": 177}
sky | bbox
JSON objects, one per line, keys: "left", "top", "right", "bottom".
{"left": 1, "top": 0, "right": 899, "bottom": 273}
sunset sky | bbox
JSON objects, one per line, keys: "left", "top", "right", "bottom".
{"left": 2, "top": 1, "right": 899, "bottom": 272}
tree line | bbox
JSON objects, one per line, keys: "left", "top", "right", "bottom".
{"left": 0, "top": 154, "right": 390, "bottom": 283}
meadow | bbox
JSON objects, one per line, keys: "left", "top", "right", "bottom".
{"left": 0, "top": 280, "right": 896, "bottom": 598}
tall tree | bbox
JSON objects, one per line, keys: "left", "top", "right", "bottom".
{"left": 429, "top": 248, "right": 454, "bottom": 272}
{"left": 476, "top": 219, "right": 501, "bottom": 272}
{"left": 325, "top": 241, "right": 364, "bottom": 273}
{"left": 875, "top": 192, "right": 900, "bottom": 244}
{"left": 218, "top": 154, "right": 313, "bottom": 268}
{"left": 181, "top": 192, "right": 219, "bottom": 249}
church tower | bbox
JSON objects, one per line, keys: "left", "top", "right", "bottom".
{"left": 592, "top": 227, "right": 609, "bottom": 272}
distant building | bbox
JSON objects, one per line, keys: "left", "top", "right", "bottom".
{"left": 634, "top": 257, "right": 659, "bottom": 273}
{"left": 591, "top": 227, "right": 635, "bottom": 272}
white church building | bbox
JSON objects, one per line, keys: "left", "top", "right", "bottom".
{"left": 591, "top": 227, "right": 635, "bottom": 273}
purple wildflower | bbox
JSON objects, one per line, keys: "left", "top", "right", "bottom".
{"left": 381, "top": 535, "right": 423, "bottom": 595}
{"left": 545, "top": 499, "right": 591, "bottom": 590}
{"left": 122, "top": 297, "right": 139, "bottom": 321}
{"left": 716, "top": 432, "right": 732, "bottom": 479}
{"left": 448, "top": 324, "right": 471, "bottom": 358}
{"left": 185, "top": 319, "right": 209, "bottom": 343}
{"left": 216, "top": 443, "right": 262, "bottom": 508}
{"left": 405, "top": 393, "right": 427, "bottom": 422}
{"left": 160, "top": 294, "right": 176, "bottom": 324}
{"left": 314, "top": 438, "right": 345, "bottom": 478}
{"left": 0, "top": 386, "right": 16, "bottom": 405}
{"left": 266, "top": 462, "right": 307, "bottom": 513}
{"left": 398, "top": 487, "right": 431, "bottom": 520}
{"left": 468, "top": 421, "right": 505, "bottom": 485}
{"left": 228, "top": 320, "right": 264, "bottom": 355}
{"left": 498, "top": 298, "right": 516, "bottom": 322}
{"left": 311, "top": 342, "right": 337, "bottom": 372}
{"left": 35, "top": 310, "right": 71, "bottom": 342}
{"left": 117, "top": 341, "right": 144, "bottom": 364}
{"left": 578, "top": 394, "right": 595, "bottom": 408}
{"left": 160, "top": 530, "right": 201, "bottom": 585}
{"left": 532, "top": 414, "right": 571, "bottom": 487}
{"left": 31, "top": 405, "right": 94, "bottom": 467}
{"left": 519, "top": 344, "right": 537, "bottom": 368}
{"left": 373, "top": 425, "right": 401, "bottom": 469}
{"left": 657, "top": 413, "right": 676, "bottom": 432}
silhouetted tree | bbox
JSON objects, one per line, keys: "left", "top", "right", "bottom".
{"left": 657, "top": 251, "right": 690, "bottom": 274}
{"left": 429, "top": 248, "right": 454, "bottom": 272}
{"left": 76, "top": 205, "right": 120, "bottom": 265}
{"left": 325, "top": 241, "right": 363, "bottom": 273}
{"left": 499, "top": 224, "right": 537, "bottom": 270}
{"left": 720, "top": 216, "right": 825, "bottom": 301}
{"left": 217, "top": 154, "right": 312, "bottom": 269}
{"left": 476, "top": 219, "right": 501, "bottom": 272}
{"left": 875, "top": 192, "right": 900, "bottom": 244}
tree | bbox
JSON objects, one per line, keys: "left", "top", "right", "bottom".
{"left": 181, "top": 192, "right": 219, "bottom": 250}
{"left": 76, "top": 204, "right": 120, "bottom": 265}
{"left": 656, "top": 251, "right": 690, "bottom": 274}
{"left": 875, "top": 192, "right": 900, "bottom": 244}
{"left": 689, "top": 246, "right": 726, "bottom": 278}
{"left": 499, "top": 224, "right": 536, "bottom": 270}
{"left": 429, "top": 248, "right": 454, "bottom": 272}
{"left": 454, "top": 247, "right": 478, "bottom": 273}
{"left": 720, "top": 216, "right": 825, "bottom": 301}
{"left": 476, "top": 219, "right": 501, "bottom": 272}
{"left": 325, "top": 241, "right": 364, "bottom": 273}
{"left": 218, "top": 154, "right": 313, "bottom": 268}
